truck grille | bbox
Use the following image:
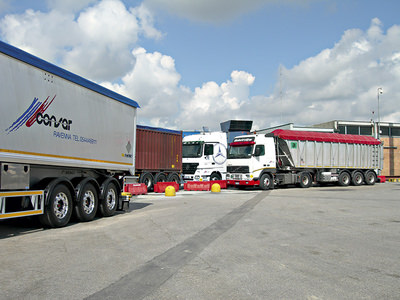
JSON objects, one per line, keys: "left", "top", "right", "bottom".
{"left": 227, "top": 166, "right": 249, "bottom": 173}
{"left": 183, "top": 163, "right": 199, "bottom": 174}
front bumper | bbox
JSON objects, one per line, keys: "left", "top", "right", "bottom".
{"left": 227, "top": 180, "right": 260, "bottom": 186}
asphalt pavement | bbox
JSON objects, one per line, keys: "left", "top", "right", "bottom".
{"left": 1, "top": 183, "right": 399, "bottom": 299}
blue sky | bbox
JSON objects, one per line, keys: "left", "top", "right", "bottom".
{"left": 1, "top": 0, "right": 399, "bottom": 130}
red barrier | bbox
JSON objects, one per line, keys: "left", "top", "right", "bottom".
{"left": 184, "top": 180, "right": 227, "bottom": 191}
{"left": 123, "top": 183, "right": 148, "bottom": 195}
{"left": 154, "top": 182, "right": 180, "bottom": 193}
{"left": 378, "top": 175, "right": 386, "bottom": 183}
{"left": 210, "top": 180, "right": 227, "bottom": 189}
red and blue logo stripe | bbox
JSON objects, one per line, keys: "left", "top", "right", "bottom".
{"left": 6, "top": 95, "right": 56, "bottom": 134}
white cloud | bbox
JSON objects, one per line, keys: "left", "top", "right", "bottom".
{"left": 102, "top": 47, "right": 189, "bottom": 128}
{"left": 144, "top": 0, "right": 316, "bottom": 23}
{"left": 0, "top": 0, "right": 162, "bottom": 81}
{"left": 45, "top": 0, "right": 98, "bottom": 13}
{"left": 1, "top": 1, "right": 399, "bottom": 132}
{"left": 0, "top": 0, "right": 10, "bottom": 14}
{"left": 99, "top": 18, "right": 400, "bottom": 131}
{"left": 272, "top": 19, "right": 400, "bottom": 128}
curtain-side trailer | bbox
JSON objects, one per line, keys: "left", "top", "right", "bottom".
{"left": 0, "top": 41, "right": 139, "bottom": 227}
{"left": 227, "top": 129, "right": 383, "bottom": 189}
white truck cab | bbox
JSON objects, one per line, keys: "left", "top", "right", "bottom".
{"left": 226, "top": 134, "right": 276, "bottom": 187}
{"left": 182, "top": 132, "right": 228, "bottom": 181}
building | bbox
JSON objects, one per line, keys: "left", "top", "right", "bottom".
{"left": 254, "top": 123, "right": 334, "bottom": 134}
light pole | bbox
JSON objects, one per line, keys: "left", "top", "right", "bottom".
{"left": 377, "top": 87, "right": 383, "bottom": 139}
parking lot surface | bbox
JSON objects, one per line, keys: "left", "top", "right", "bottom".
{"left": 1, "top": 183, "right": 400, "bottom": 299}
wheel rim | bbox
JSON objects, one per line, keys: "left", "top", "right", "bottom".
{"left": 342, "top": 174, "right": 350, "bottom": 185}
{"left": 83, "top": 190, "right": 96, "bottom": 214}
{"left": 53, "top": 192, "right": 69, "bottom": 219}
{"left": 302, "top": 175, "right": 309, "bottom": 185}
{"left": 366, "top": 173, "right": 375, "bottom": 184}
{"left": 355, "top": 174, "right": 362, "bottom": 184}
{"left": 106, "top": 188, "right": 116, "bottom": 210}
{"left": 263, "top": 177, "right": 270, "bottom": 187}
{"left": 144, "top": 177, "right": 152, "bottom": 188}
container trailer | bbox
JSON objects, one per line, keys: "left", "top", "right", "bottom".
{"left": 135, "top": 125, "right": 182, "bottom": 190}
{"left": 227, "top": 129, "right": 382, "bottom": 189}
{"left": 0, "top": 41, "right": 139, "bottom": 227}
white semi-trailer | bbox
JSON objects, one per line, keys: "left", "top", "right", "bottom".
{"left": 0, "top": 41, "right": 139, "bottom": 227}
{"left": 227, "top": 129, "right": 382, "bottom": 189}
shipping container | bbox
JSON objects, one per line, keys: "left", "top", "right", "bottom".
{"left": 136, "top": 125, "right": 182, "bottom": 190}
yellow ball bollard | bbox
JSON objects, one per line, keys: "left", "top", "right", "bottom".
{"left": 211, "top": 183, "right": 221, "bottom": 193}
{"left": 165, "top": 186, "right": 176, "bottom": 197}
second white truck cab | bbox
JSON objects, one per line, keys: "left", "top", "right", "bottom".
{"left": 226, "top": 135, "right": 276, "bottom": 186}
{"left": 182, "top": 131, "right": 228, "bottom": 181}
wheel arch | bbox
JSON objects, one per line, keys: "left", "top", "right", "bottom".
{"left": 259, "top": 169, "right": 274, "bottom": 180}
{"left": 210, "top": 171, "right": 222, "bottom": 180}
{"left": 71, "top": 177, "right": 100, "bottom": 204}
{"left": 37, "top": 177, "right": 75, "bottom": 205}
{"left": 99, "top": 177, "right": 121, "bottom": 201}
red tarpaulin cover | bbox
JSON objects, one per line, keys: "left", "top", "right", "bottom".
{"left": 272, "top": 129, "right": 381, "bottom": 145}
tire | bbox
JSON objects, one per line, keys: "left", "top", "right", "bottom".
{"left": 140, "top": 173, "right": 154, "bottom": 190}
{"left": 167, "top": 172, "right": 180, "bottom": 183}
{"left": 259, "top": 173, "right": 273, "bottom": 190}
{"left": 74, "top": 183, "right": 98, "bottom": 222}
{"left": 364, "top": 171, "right": 376, "bottom": 185}
{"left": 99, "top": 182, "right": 118, "bottom": 217}
{"left": 154, "top": 172, "right": 167, "bottom": 183}
{"left": 338, "top": 172, "right": 351, "bottom": 186}
{"left": 351, "top": 171, "right": 364, "bottom": 186}
{"left": 299, "top": 172, "right": 312, "bottom": 188}
{"left": 210, "top": 173, "right": 221, "bottom": 181}
{"left": 39, "top": 184, "right": 73, "bottom": 228}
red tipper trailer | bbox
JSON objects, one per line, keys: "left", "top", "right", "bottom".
{"left": 136, "top": 125, "right": 182, "bottom": 190}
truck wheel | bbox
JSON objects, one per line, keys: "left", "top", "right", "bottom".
{"left": 99, "top": 182, "right": 118, "bottom": 217}
{"left": 351, "top": 171, "right": 364, "bottom": 186}
{"left": 74, "top": 183, "right": 98, "bottom": 222}
{"left": 39, "top": 184, "right": 73, "bottom": 228}
{"left": 155, "top": 172, "right": 167, "bottom": 183}
{"left": 338, "top": 172, "right": 351, "bottom": 186}
{"left": 210, "top": 173, "right": 221, "bottom": 181}
{"left": 299, "top": 172, "right": 312, "bottom": 188}
{"left": 259, "top": 173, "right": 273, "bottom": 190}
{"left": 364, "top": 171, "right": 376, "bottom": 185}
{"left": 167, "top": 172, "right": 180, "bottom": 183}
{"left": 140, "top": 173, "right": 154, "bottom": 190}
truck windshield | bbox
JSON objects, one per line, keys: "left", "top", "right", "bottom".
{"left": 183, "top": 142, "right": 203, "bottom": 158}
{"left": 228, "top": 145, "right": 253, "bottom": 159}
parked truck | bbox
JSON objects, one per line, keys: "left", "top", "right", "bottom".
{"left": 182, "top": 120, "right": 252, "bottom": 181}
{"left": 0, "top": 41, "right": 139, "bottom": 227}
{"left": 227, "top": 129, "right": 382, "bottom": 189}
{"left": 136, "top": 125, "right": 182, "bottom": 190}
